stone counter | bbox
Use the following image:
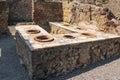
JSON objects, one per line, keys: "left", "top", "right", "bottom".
{"left": 16, "top": 24, "right": 120, "bottom": 80}
{"left": 0, "top": 0, "right": 8, "bottom": 34}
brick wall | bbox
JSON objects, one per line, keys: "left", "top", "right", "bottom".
{"left": 0, "top": 0, "right": 9, "bottom": 34}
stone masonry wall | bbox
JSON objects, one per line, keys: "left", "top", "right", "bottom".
{"left": 33, "top": 0, "right": 63, "bottom": 26}
{"left": 16, "top": 32, "right": 33, "bottom": 79}
{"left": 62, "top": 0, "right": 120, "bottom": 23}
{"left": 8, "top": 0, "right": 33, "bottom": 22}
{"left": 32, "top": 38, "right": 120, "bottom": 80}
{"left": 16, "top": 30, "right": 120, "bottom": 80}
{"left": 0, "top": 0, "right": 9, "bottom": 34}
{"left": 63, "top": 0, "right": 114, "bottom": 23}
{"left": 63, "top": 1, "right": 100, "bottom": 23}
{"left": 6, "top": 0, "right": 120, "bottom": 23}
{"left": 62, "top": 0, "right": 120, "bottom": 34}
{"left": 16, "top": 23, "right": 120, "bottom": 80}
{"left": 103, "top": 0, "right": 120, "bottom": 18}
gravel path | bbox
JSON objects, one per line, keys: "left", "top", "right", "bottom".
{"left": 0, "top": 26, "right": 120, "bottom": 80}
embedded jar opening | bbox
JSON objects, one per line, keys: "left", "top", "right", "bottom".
{"left": 34, "top": 35, "right": 54, "bottom": 42}
{"left": 27, "top": 29, "right": 40, "bottom": 34}
{"left": 81, "top": 33, "right": 96, "bottom": 38}
{"left": 63, "top": 35, "right": 76, "bottom": 39}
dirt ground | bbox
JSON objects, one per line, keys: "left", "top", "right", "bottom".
{"left": 0, "top": 26, "right": 120, "bottom": 80}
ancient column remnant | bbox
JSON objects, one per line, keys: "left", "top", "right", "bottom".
{"left": 0, "top": 0, "right": 9, "bottom": 34}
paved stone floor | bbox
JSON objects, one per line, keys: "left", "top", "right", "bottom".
{"left": 0, "top": 26, "right": 120, "bottom": 80}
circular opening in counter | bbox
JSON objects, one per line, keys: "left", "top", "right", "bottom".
{"left": 63, "top": 35, "right": 76, "bottom": 39}
{"left": 27, "top": 29, "right": 40, "bottom": 34}
{"left": 34, "top": 35, "right": 54, "bottom": 42}
{"left": 81, "top": 33, "right": 96, "bottom": 38}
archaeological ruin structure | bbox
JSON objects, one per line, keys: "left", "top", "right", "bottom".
{"left": 1, "top": 0, "right": 120, "bottom": 80}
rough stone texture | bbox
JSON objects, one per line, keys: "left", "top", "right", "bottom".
{"left": 16, "top": 32, "right": 32, "bottom": 79}
{"left": 6, "top": 0, "right": 120, "bottom": 23}
{"left": 16, "top": 24, "right": 120, "bottom": 80}
{"left": 1, "top": 25, "right": 120, "bottom": 80}
{"left": 62, "top": 0, "right": 110, "bottom": 24}
{"left": 62, "top": 0, "right": 120, "bottom": 19}
{"left": 103, "top": 0, "right": 120, "bottom": 18}
{"left": 31, "top": 38, "right": 120, "bottom": 80}
{"left": 33, "top": 0, "right": 63, "bottom": 26}
{"left": 62, "top": 1, "right": 101, "bottom": 23}
{"left": 8, "top": 0, "right": 33, "bottom": 22}
{"left": 0, "top": 0, "right": 9, "bottom": 34}
{"left": 62, "top": 0, "right": 120, "bottom": 34}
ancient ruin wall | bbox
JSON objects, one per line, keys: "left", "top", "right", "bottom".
{"left": 0, "top": 0, "right": 9, "bottom": 34}
{"left": 7, "top": 0, "right": 120, "bottom": 23}
{"left": 8, "top": 0, "right": 33, "bottom": 22}
{"left": 63, "top": 0, "right": 120, "bottom": 24}
{"left": 103, "top": 0, "right": 120, "bottom": 18}
{"left": 33, "top": 0, "right": 63, "bottom": 26}
{"left": 16, "top": 25, "right": 120, "bottom": 79}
